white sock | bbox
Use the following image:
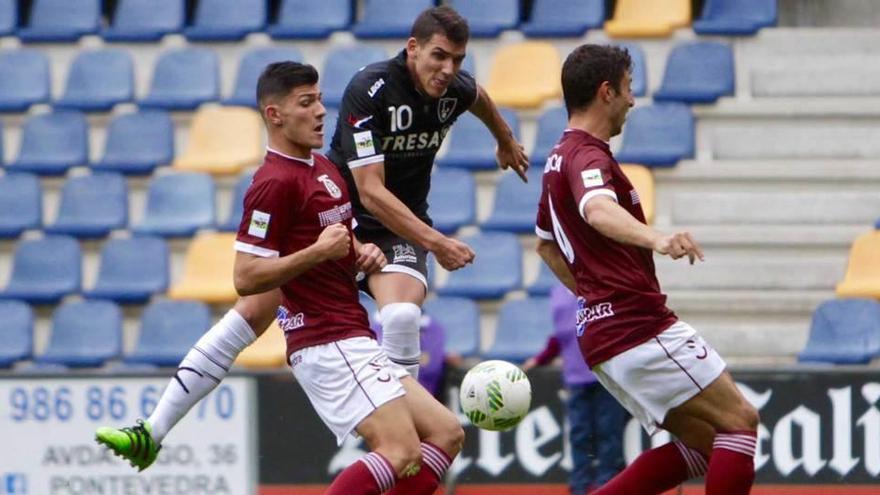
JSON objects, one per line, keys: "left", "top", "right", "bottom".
{"left": 147, "top": 309, "right": 256, "bottom": 443}
{"left": 379, "top": 302, "right": 422, "bottom": 379}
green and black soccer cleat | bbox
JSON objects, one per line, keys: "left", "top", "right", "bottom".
{"left": 95, "top": 419, "right": 161, "bottom": 472}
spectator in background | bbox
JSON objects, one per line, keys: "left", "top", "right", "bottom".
{"left": 373, "top": 311, "right": 451, "bottom": 400}
{"left": 523, "top": 283, "right": 628, "bottom": 494}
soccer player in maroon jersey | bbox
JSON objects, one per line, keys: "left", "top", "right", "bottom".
{"left": 534, "top": 44, "right": 760, "bottom": 495}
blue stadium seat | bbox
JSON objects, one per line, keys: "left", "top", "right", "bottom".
{"left": 654, "top": 41, "right": 735, "bottom": 104}
{"left": 18, "top": 0, "right": 100, "bottom": 42}
{"left": 875, "top": 217, "right": 880, "bottom": 230}
{"left": 224, "top": 47, "right": 304, "bottom": 107}
{"left": 36, "top": 300, "right": 121, "bottom": 367}
{"left": 133, "top": 172, "right": 215, "bottom": 237}
{"left": 321, "top": 107, "right": 339, "bottom": 155}
{"left": 0, "top": 236, "right": 81, "bottom": 304}
{"left": 798, "top": 299, "right": 880, "bottom": 365}
{"left": 185, "top": 0, "right": 267, "bottom": 41}
{"left": 615, "top": 103, "right": 694, "bottom": 167}
{"left": 437, "top": 232, "right": 521, "bottom": 299}
{"left": 0, "top": 49, "right": 50, "bottom": 112}
{"left": 93, "top": 110, "right": 174, "bottom": 175}
{"left": 56, "top": 49, "right": 134, "bottom": 112}
{"left": 423, "top": 297, "right": 480, "bottom": 357}
{"left": 352, "top": 0, "right": 433, "bottom": 39}
{"left": 0, "top": 301, "right": 33, "bottom": 368}
{"left": 450, "top": 0, "right": 519, "bottom": 38}
{"left": 437, "top": 108, "right": 520, "bottom": 170}
{"left": 485, "top": 297, "right": 553, "bottom": 362}
{"left": 46, "top": 174, "right": 128, "bottom": 238}
{"left": 8, "top": 111, "right": 88, "bottom": 176}
{"left": 0, "top": 0, "right": 16, "bottom": 36}
{"left": 125, "top": 301, "right": 211, "bottom": 366}
{"left": 617, "top": 42, "right": 647, "bottom": 97}
{"left": 530, "top": 106, "right": 567, "bottom": 167}
{"left": 483, "top": 168, "right": 544, "bottom": 233}
{"left": 140, "top": 48, "right": 220, "bottom": 111}
{"left": 86, "top": 236, "right": 169, "bottom": 303}
{"left": 102, "top": 0, "right": 184, "bottom": 41}
{"left": 322, "top": 45, "right": 387, "bottom": 108}
{"left": 521, "top": 0, "right": 605, "bottom": 38}
{"left": 693, "top": 0, "right": 777, "bottom": 36}
{"left": 218, "top": 170, "right": 255, "bottom": 232}
{"left": 527, "top": 262, "right": 557, "bottom": 296}
{"left": 0, "top": 174, "right": 41, "bottom": 238}
{"left": 359, "top": 292, "right": 379, "bottom": 327}
{"left": 268, "top": 0, "right": 352, "bottom": 39}
{"left": 428, "top": 168, "right": 475, "bottom": 234}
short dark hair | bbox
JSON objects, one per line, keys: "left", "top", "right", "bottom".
{"left": 256, "top": 61, "right": 319, "bottom": 110}
{"left": 410, "top": 6, "right": 469, "bottom": 45}
{"left": 561, "top": 45, "right": 632, "bottom": 115}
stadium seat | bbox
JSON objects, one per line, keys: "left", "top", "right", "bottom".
{"left": 428, "top": 168, "right": 475, "bottom": 234}
{"left": 615, "top": 103, "right": 694, "bottom": 167}
{"left": 693, "top": 0, "right": 777, "bottom": 36}
{"left": 93, "top": 110, "right": 174, "bottom": 175}
{"left": 449, "top": 0, "right": 519, "bottom": 38}
{"left": 437, "top": 109, "right": 520, "bottom": 170}
{"left": 36, "top": 300, "right": 122, "bottom": 367}
{"left": 0, "top": 301, "right": 33, "bottom": 368}
{"left": 235, "top": 320, "right": 287, "bottom": 368}
{"left": 167, "top": 233, "right": 238, "bottom": 304}
{"left": 45, "top": 173, "right": 128, "bottom": 238}
{"left": 321, "top": 107, "right": 339, "bottom": 155}
{"left": 219, "top": 171, "right": 255, "bottom": 232}
{"left": 0, "top": 49, "right": 50, "bottom": 112}
{"left": 85, "top": 236, "right": 169, "bottom": 303}
{"left": 125, "top": 301, "right": 211, "bottom": 367}
{"left": 798, "top": 299, "right": 880, "bottom": 365}
{"left": 0, "top": 0, "right": 14, "bottom": 36}
{"left": 605, "top": 0, "right": 690, "bottom": 38}
{"left": 485, "top": 297, "right": 553, "bottom": 362}
{"left": 56, "top": 49, "right": 134, "bottom": 112}
{"left": 140, "top": 48, "right": 220, "bottom": 111}
{"left": 268, "top": 0, "right": 352, "bottom": 39}
{"left": 359, "top": 292, "right": 379, "bottom": 327}
{"left": 0, "top": 236, "right": 81, "bottom": 304}
{"left": 423, "top": 297, "right": 480, "bottom": 357}
{"left": 521, "top": 0, "right": 605, "bottom": 38}
{"left": 173, "top": 107, "right": 263, "bottom": 175}
{"left": 133, "top": 172, "right": 215, "bottom": 237}
{"left": 437, "top": 232, "right": 521, "bottom": 299}
{"left": 527, "top": 262, "right": 556, "bottom": 296}
{"left": 352, "top": 0, "right": 433, "bottom": 39}
{"left": 225, "top": 47, "right": 304, "bottom": 107}
{"left": 185, "top": 0, "right": 266, "bottom": 41}
{"left": 102, "top": 0, "right": 184, "bottom": 41}
{"left": 621, "top": 164, "right": 655, "bottom": 224}
{"left": 836, "top": 231, "right": 880, "bottom": 299}
{"left": 7, "top": 111, "right": 88, "bottom": 176}
{"left": 322, "top": 45, "right": 388, "bottom": 108}
{"left": 876, "top": 218, "right": 880, "bottom": 230}
{"left": 483, "top": 168, "right": 544, "bottom": 233}
{"left": 486, "top": 42, "right": 561, "bottom": 110}
{"left": 618, "top": 42, "right": 648, "bottom": 97}
{"left": 530, "top": 106, "right": 567, "bottom": 167}
{"left": 0, "top": 174, "right": 42, "bottom": 238}
{"left": 653, "top": 41, "right": 735, "bottom": 104}
{"left": 18, "top": 0, "right": 100, "bottom": 42}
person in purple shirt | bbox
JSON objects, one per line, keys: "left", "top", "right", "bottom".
{"left": 373, "top": 313, "right": 448, "bottom": 399}
{"left": 524, "top": 283, "right": 628, "bottom": 494}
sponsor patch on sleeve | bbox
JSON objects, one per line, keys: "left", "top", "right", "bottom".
{"left": 581, "top": 169, "right": 605, "bottom": 188}
{"left": 353, "top": 131, "right": 376, "bottom": 158}
{"left": 248, "top": 210, "right": 270, "bottom": 239}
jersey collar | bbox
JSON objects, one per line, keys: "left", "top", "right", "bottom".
{"left": 266, "top": 147, "right": 314, "bottom": 166}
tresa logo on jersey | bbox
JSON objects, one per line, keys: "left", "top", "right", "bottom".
{"left": 575, "top": 298, "right": 614, "bottom": 336}
{"left": 380, "top": 127, "right": 450, "bottom": 153}
{"left": 277, "top": 306, "right": 305, "bottom": 332}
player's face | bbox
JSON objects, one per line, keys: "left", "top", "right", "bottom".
{"left": 277, "top": 83, "right": 326, "bottom": 153}
{"left": 407, "top": 33, "right": 467, "bottom": 98}
{"left": 609, "top": 72, "right": 635, "bottom": 137}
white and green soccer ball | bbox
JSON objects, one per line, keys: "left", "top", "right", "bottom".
{"left": 459, "top": 360, "right": 532, "bottom": 432}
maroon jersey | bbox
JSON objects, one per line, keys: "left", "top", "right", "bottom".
{"left": 235, "top": 148, "right": 373, "bottom": 357}
{"left": 535, "top": 129, "right": 677, "bottom": 368}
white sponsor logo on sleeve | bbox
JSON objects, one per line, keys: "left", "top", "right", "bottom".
{"left": 581, "top": 169, "right": 604, "bottom": 188}
{"left": 354, "top": 131, "right": 376, "bottom": 158}
{"left": 248, "top": 210, "right": 270, "bottom": 239}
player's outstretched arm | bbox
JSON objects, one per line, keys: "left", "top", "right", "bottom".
{"left": 536, "top": 238, "right": 577, "bottom": 291}
{"left": 468, "top": 85, "right": 529, "bottom": 182}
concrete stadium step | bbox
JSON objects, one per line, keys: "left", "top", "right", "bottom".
{"left": 655, "top": 256, "right": 846, "bottom": 291}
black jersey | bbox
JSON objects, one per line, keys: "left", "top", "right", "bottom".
{"left": 328, "top": 49, "right": 478, "bottom": 233}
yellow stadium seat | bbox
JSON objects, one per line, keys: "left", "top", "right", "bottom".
{"left": 486, "top": 41, "right": 562, "bottom": 110}
{"left": 168, "top": 232, "right": 239, "bottom": 303}
{"left": 621, "top": 164, "right": 655, "bottom": 225}
{"left": 605, "top": 0, "right": 691, "bottom": 38}
{"left": 173, "top": 106, "right": 263, "bottom": 175}
{"left": 836, "top": 231, "right": 880, "bottom": 298}
{"left": 235, "top": 320, "right": 288, "bottom": 369}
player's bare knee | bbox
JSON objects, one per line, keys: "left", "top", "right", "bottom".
{"left": 384, "top": 442, "right": 423, "bottom": 477}
{"left": 738, "top": 402, "right": 760, "bottom": 432}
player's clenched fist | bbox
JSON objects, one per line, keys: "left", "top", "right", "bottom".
{"left": 434, "top": 237, "right": 476, "bottom": 271}
{"left": 653, "top": 231, "right": 705, "bottom": 265}
{"left": 315, "top": 223, "right": 351, "bottom": 261}
{"left": 356, "top": 243, "right": 387, "bottom": 274}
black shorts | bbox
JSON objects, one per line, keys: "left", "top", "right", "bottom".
{"left": 355, "top": 228, "right": 429, "bottom": 292}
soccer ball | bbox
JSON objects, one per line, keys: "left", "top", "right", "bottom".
{"left": 459, "top": 360, "right": 532, "bottom": 432}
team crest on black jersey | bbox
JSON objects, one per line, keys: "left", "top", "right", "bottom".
{"left": 438, "top": 97, "right": 457, "bottom": 122}
{"left": 317, "top": 174, "right": 342, "bottom": 199}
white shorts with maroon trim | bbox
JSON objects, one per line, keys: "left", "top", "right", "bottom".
{"left": 592, "top": 320, "right": 726, "bottom": 435}
{"left": 289, "top": 336, "right": 408, "bottom": 445}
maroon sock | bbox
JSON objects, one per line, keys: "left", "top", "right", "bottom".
{"left": 325, "top": 451, "right": 396, "bottom": 495}
{"left": 706, "top": 431, "right": 756, "bottom": 495}
{"left": 388, "top": 441, "right": 452, "bottom": 495}
{"left": 592, "top": 441, "right": 705, "bottom": 494}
